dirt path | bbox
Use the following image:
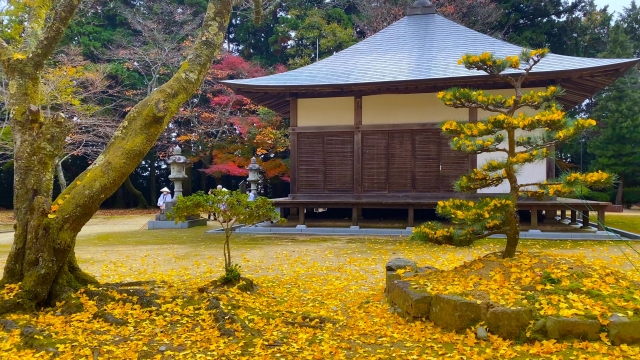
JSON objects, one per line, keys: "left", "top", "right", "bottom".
{"left": 0, "top": 214, "right": 156, "bottom": 245}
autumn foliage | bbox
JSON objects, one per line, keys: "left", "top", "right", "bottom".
{"left": 412, "top": 49, "right": 614, "bottom": 258}
{"left": 169, "top": 53, "right": 289, "bottom": 182}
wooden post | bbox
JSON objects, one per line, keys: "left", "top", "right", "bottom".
{"left": 580, "top": 211, "right": 590, "bottom": 229}
{"left": 354, "top": 96, "right": 362, "bottom": 195}
{"left": 560, "top": 210, "right": 566, "bottom": 220}
{"left": 530, "top": 208, "right": 538, "bottom": 229}
{"left": 570, "top": 210, "right": 578, "bottom": 225}
{"left": 597, "top": 208, "right": 605, "bottom": 231}
{"left": 352, "top": 207, "right": 359, "bottom": 226}
{"left": 298, "top": 206, "right": 305, "bottom": 226}
{"left": 408, "top": 206, "right": 415, "bottom": 227}
{"left": 289, "top": 96, "right": 298, "bottom": 196}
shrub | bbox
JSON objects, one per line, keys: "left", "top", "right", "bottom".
{"left": 607, "top": 187, "right": 640, "bottom": 207}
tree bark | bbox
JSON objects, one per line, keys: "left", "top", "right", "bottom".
{"left": 149, "top": 153, "right": 157, "bottom": 205}
{"left": 1, "top": 0, "right": 233, "bottom": 312}
{"left": 55, "top": 157, "right": 67, "bottom": 192}
{"left": 502, "top": 128, "right": 520, "bottom": 259}
{"left": 124, "top": 176, "right": 149, "bottom": 208}
{"left": 616, "top": 175, "right": 624, "bottom": 206}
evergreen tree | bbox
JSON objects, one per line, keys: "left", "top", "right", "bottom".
{"left": 411, "top": 49, "right": 613, "bottom": 258}
{"left": 620, "top": 0, "right": 640, "bottom": 57}
{"left": 588, "top": 22, "right": 640, "bottom": 205}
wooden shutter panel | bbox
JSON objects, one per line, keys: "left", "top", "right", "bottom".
{"left": 297, "top": 133, "right": 325, "bottom": 193}
{"left": 325, "top": 133, "right": 354, "bottom": 192}
{"left": 388, "top": 132, "right": 413, "bottom": 192}
{"left": 362, "top": 132, "right": 388, "bottom": 192}
{"left": 440, "top": 134, "right": 469, "bottom": 192}
{"left": 414, "top": 129, "right": 441, "bottom": 193}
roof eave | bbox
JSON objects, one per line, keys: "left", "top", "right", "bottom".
{"left": 224, "top": 59, "right": 639, "bottom": 117}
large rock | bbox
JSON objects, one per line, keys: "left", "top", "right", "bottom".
{"left": 385, "top": 271, "right": 401, "bottom": 293}
{"left": 385, "top": 258, "right": 418, "bottom": 272}
{"left": 608, "top": 314, "right": 640, "bottom": 345}
{"left": 387, "top": 280, "right": 432, "bottom": 319}
{"left": 429, "top": 294, "right": 486, "bottom": 332}
{"left": 486, "top": 307, "right": 533, "bottom": 340}
{"left": 546, "top": 317, "right": 600, "bottom": 341}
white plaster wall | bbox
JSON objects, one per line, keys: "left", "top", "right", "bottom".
{"left": 476, "top": 88, "right": 548, "bottom": 193}
{"left": 362, "top": 93, "right": 468, "bottom": 124}
{"left": 298, "top": 97, "right": 353, "bottom": 126}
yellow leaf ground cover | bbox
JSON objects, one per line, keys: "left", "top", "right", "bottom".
{"left": 0, "top": 231, "right": 639, "bottom": 359}
{"left": 409, "top": 252, "right": 640, "bottom": 323}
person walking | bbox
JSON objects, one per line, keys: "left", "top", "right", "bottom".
{"left": 157, "top": 187, "right": 172, "bottom": 213}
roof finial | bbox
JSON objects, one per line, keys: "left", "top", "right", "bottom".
{"left": 407, "top": 0, "right": 436, "bottom": 15}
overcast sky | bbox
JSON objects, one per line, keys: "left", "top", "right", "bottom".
{"left": 593, "top": 0, "right": 634, "bottom": 17}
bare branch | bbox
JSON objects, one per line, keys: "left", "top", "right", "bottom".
{"left": 0, "top": 40, "right": 12, "bottom": 61}
{"left": 27, "top": 0, "right": 83, "bottom": 70}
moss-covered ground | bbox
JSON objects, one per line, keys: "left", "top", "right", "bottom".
{"left": 0, "top": 217, "right": 639, "bottom": 358}
{"left": 605, "top": 213, "right": 640, "bottom": 234}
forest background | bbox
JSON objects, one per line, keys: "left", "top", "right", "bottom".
{"left": 0, "top": 0, "right": 638, "bottom": 209}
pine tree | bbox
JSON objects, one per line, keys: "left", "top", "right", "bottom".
{"left": 411, "top": 49, "right": 613, "bottom": 258}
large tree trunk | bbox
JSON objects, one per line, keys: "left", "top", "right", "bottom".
{"left": 149, "top": 153, "right": 157, "bottom": 204}
{"left": 0, "top": 0, "right": 233, "bottom": 312}
{"left": 55, "top": 157, "right": 67, "bottom": 192}
{"left": 616, "top": 175, "right": 624, "bottom": 206}
{"left": 124, "top": 176, "right": 149, "bottom": 208}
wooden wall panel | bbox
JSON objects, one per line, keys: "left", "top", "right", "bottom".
{"left": 362, "top": 132, "right": 389, "bottom": 192}
{"left": 297, "top": 133, "right": 325, "bottom": 193}
{"left": 295, "top": 127, "right": 470, "bottom": 195}
{"left": 388, "top": 132, "right": 413, "bottom": 192}
{"left": 325, "top": 133, "right": 354, "bottom": 192}
{"left": 414, "top": 130, "right": 441, "bottom": 192}
{"left": 440, "top": 135, "right": 469, "bottom": 192}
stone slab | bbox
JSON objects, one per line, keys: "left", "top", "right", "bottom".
{"left": 147, "top": 219, "right": 207, "bottom": 230}
{"left": 486, "top": 307, "right": 533, "bottom": 340}
{"left": 546, "top": 317, "right": 600, "bottom": 341}
{"left": 429, "top": 294, "right": 486, "bottom": 332}
{"left": 387, "top": 280, "right": 432, "bottom": 319}
{"left": 226, "top": 226, "right": 633, "bottom": 240}
{"left": 608, "top": 315, "right": 640, "bottom": 345}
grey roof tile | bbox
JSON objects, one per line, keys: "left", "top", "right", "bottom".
{"left": 223, "top": 14, "right": 638, "bottom": 88}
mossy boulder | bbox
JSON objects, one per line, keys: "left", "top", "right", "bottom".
{"left": 429, "top": 294, "right": 486, "bottom": 332}
{"left": 546, "top": 317, "right": 600, "bottom": 341}
{"left": 386, "top": 280, "right": 432, "bottom": 319}
{"left": 486, "top": 307, "right": 533, "bottom": 340}
{"left": 608, "top": 314, "right": 640, "bottom": 345}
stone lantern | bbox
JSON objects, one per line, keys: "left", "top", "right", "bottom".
{"left": 166, "top": 145, "right": 190, "bottom": 198}
{"left": 246, "top": 157, "right": 262, "bottom": 197}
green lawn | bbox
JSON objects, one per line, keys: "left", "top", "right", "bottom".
{"left": 606, "top": 214, "right": 640, "bottom": 234}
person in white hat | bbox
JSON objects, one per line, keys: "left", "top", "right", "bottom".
{"left": 157, "top": 187, "right": 172, "bottom": 213}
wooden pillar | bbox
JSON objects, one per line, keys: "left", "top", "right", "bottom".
{"left": 580, "top": 211, "right": 590, "bottom": 229}
{"left": 530, "top": 208, "right": 538, "bottom": 229}
{"left": 354, "top": 97, "right": 362, "bottom": 195}
{"left": 597, "top": 208, "right": 605, "bottom": 231}
{"left": 570, "top": 210, "right": 578, "bottom": 225}
{"left": 289, "top": 96, "right": 298, "bottom": 196}
{"left": 408, "top": 206, "right": 415, "bottom": 227}
{"left": 560, "top": 210, "right": 566, "bottom": 220}
{"left": 549, "top": 210, "right": 558, "bottom": 219}
{"left": 469, "top": 108, "right": 478, "bottom": 192}
{"left": 352, "top": 207, "right": 359, "bottom": 226}
{"left": 546, "top": 145, "right": 556, "bottom": 180}
{"left": 298, "top": 206, "right": 305, "bottom": 225}
{"left": 288, "top": 207, "right": 299, "bottom": 221}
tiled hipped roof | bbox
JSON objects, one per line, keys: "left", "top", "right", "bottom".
{"left": 222, "top": 12, "right": 639, "bottom": 115}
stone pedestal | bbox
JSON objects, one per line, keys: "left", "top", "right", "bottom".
{"left": 148, "top": 201, "right": 207, "bottom": 229}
